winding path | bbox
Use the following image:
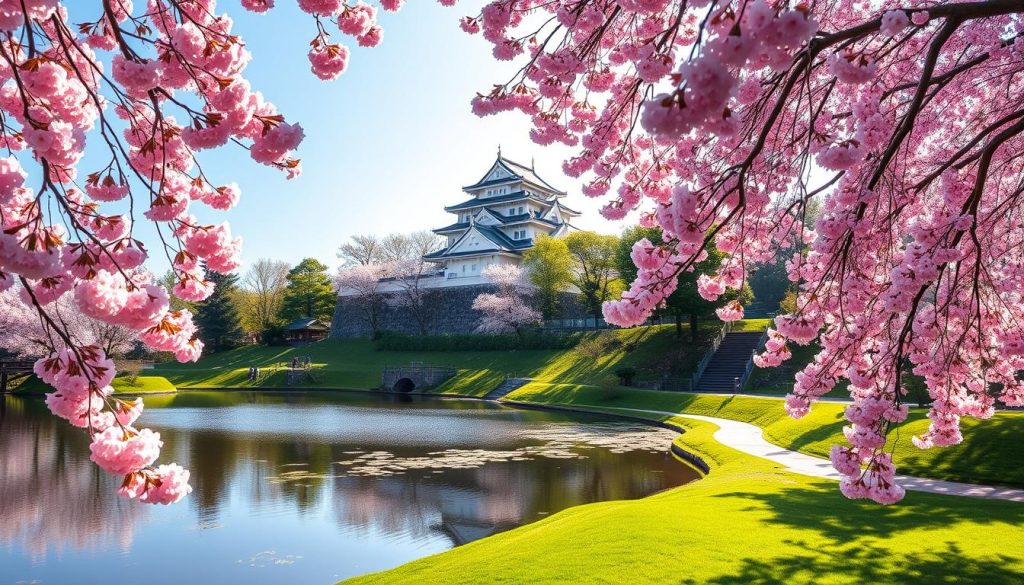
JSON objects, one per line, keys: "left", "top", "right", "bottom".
{"left": 618, "top": 407, "right": 1024, "bottom": 503}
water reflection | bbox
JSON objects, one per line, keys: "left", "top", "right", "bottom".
{"left": 1, "top": 392, "right": 698, "bottom": 584}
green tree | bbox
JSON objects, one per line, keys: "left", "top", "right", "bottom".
{"left": 522, "top": 235, "right": 574, "bottom": 320}
{"left": 617, "top": 226, "right": 753, "bottom": 340}
{"left": 563, "top": 231, "right": 624, "bottom": 322}
{"left": 194, "top": 271, "right": 244, "bottom": 352}
{"left": 280, "top": 258, "right": 336, "bottom": 322}
{"left": 748, "top": 251, "right": 790, "bottom": 317}
{"left": 160, "top": 269, "right": 196, "bottom": 313}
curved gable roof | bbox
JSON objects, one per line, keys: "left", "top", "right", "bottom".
{"left": 463, "top": 155, "right": 566, "bottom": 195}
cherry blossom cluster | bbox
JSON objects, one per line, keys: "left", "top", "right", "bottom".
{"left": 458, "top": 0, "right": 1024, "bottom": 503}
{"left": 472, "top": 264, "right": 542, "bottom": 334}
{"left": 30, "top": 345, "right": 190, "bottom": 504}
{"left": 241, "top": 0, "right": 398, "bottom": 80}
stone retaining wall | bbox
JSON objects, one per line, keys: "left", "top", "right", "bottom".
{"left": 330, "top": 285, "right": 586, "bottom": 338}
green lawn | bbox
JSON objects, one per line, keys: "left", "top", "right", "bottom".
{"left": 345, "top": 413, "right": 1024, "bottom": 585}
{"left": 12, "top": 375, "right": 176, "bottom": 395}
{"left": 150, "top": 321, "right": 729, "bottom": 392}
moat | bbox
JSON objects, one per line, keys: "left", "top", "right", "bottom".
{"left": 1, "top": 391, "right": 698, "bottom": 584}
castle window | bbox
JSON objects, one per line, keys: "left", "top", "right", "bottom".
{"left": 518, "top": 206, "right": 524, "bottom": 214}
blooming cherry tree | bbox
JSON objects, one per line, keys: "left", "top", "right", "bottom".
{"left": 459, "top": 0, "right": 1024, "bottom": 503}
{"left": 473, "top": 264, "right": 542, "bottom": 335}
{"left": 335, "top": 262, "right": 390, "bottom": 337}
{"left": 0, "top": 0, "right": 409, "bottom": 505}
{"left": 0, "top": 287, "right": 138, "bottom": 357}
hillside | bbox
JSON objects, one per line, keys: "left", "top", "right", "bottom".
{"left": 150, "top": 321, "right": 770, "bottom": 395}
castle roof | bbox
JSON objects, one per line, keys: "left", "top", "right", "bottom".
{"left": 443, "top": 190, "right": 547, "bottom": 212}
{"left": 463, "top": 155, "right": 567, "bottom": 195}
{"left": 424, "top": 223, "right": 534, "bottom": 261}
{"left": 432, "top": 209, "right": 569, "bottom": 234}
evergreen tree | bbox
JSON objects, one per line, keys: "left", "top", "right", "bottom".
{"left": 280, "top": 258, "right": 336, "bottom": 322}
{"left": 617, "top": 226, "right": 753, "bottom": 340}
{"left": 194, "top": 271, "right": 244, "bottom": 352}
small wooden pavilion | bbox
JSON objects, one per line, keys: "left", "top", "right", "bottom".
{"left": 283, "top": 318, "right": 330, "bottom": 344}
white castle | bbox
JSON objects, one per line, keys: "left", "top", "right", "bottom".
{"left": 332, "top": 151, "right": 585, "bottom": 335}
{"left": 421, "top": 150, "right": 581, "bottom": 286}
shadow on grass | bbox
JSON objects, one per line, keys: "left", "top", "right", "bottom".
{"left": 684, "top": 541, "right": 1023, "bottom": 584}
{"left": 893, "top": 415, "right": 1024, "bottom": 488}
{"left": 710, "top": 485, "right": 1024, "bottom": 541}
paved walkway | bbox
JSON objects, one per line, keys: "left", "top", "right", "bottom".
{"left": 618, "top": 407, "right": 1024, "bottom": 503}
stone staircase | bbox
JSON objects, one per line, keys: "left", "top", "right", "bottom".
{"left": 695, "top": 332, "right": 764, "bottom": 392}
{"left": 484, "top": 378, "right": 531, "bottom": 400}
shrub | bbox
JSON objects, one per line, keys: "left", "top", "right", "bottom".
{"left": 263, "top": 326, "right": 287, "bottom": 346}
{"left": 575, "top": 331, "right": 623, "bottom": 360}
{"left": 375, "top": 331, "right": 583, "bottom": 352}
{"left": 598, "top": 376, "right": 624, "bottom": 401}
{"left": 114, "top": 360, "right": 143, "bottom": 386}
{"left": 614, "top": 366, "right": 637, "bottom": 386}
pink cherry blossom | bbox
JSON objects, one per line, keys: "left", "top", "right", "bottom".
{"left": 879, "top": 11, "right": 910, "bottom": 37}
{"left": 309, "top": 43, "right": 351, "bottom": 80}
{"left": 89, "top": 426, "right": 163, "bottom": 475}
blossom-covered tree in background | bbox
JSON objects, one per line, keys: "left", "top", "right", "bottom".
{"left": 0, "top": 0, "right": 405, "bottom": 505}
{"left": 473, "top": 264, "right": 542, "bottom": 336}
{"left": 334, "top": 263, "right": 390, "bottom": 338}
{"left": 0, "top": 287, "right": 138, "bottom": 358}
{"left": 460, "top": 0, "right": 1024, "bottom": 503}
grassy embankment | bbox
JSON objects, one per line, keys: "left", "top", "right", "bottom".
{"left": 344, "top": 408, "right": 1024, "bottom": 585}
{"left": 500, "top": 383, "right": 1024, "bottom": 489}
{"left": 12, "top": 375, "right": 176, "bottom": 395}
{"left": 150, "top": 321, "right": 744, "bottom": 396}
{"left": 11, "top": 320, "right": 1019, "bottom": 583}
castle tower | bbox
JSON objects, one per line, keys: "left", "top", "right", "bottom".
{"left": 423, "top": 152, "right": 581, "bottom": 284}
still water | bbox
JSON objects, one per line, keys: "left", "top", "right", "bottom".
{"left": 0, "top": 391, "right": 698, "bottom": 584}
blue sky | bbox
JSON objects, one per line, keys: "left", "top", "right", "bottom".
{"left": 150, "top": 0, "right": 620, "bottom": 275}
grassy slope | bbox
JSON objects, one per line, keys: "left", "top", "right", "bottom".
{"left": 150, "top": 322, "right": 725, "bottom": 392}
{"left": 345, "top": 414, "right": 1024, "bottom": 585}
{"left": 12, "top": 375, "right": 176, "bottom": 395}
{"left": 502, "top": 383, "right": 1024, "bottom": 488}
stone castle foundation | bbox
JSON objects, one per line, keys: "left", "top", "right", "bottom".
{"left": 329, "top": 285, "right": 586, "bottom": 338}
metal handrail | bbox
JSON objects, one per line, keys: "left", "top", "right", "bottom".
{"left": 691, "top": 321, "right": 733, "bottom": 389}
{"left": 737, "top": 327, "right": 771, "bottom": 391}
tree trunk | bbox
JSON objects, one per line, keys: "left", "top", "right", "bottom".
{"left": 690, "top": 313, "right": 698, "bottom": 342}
{"left": 675, "top": 314, "right": 683, "bottom": 337}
